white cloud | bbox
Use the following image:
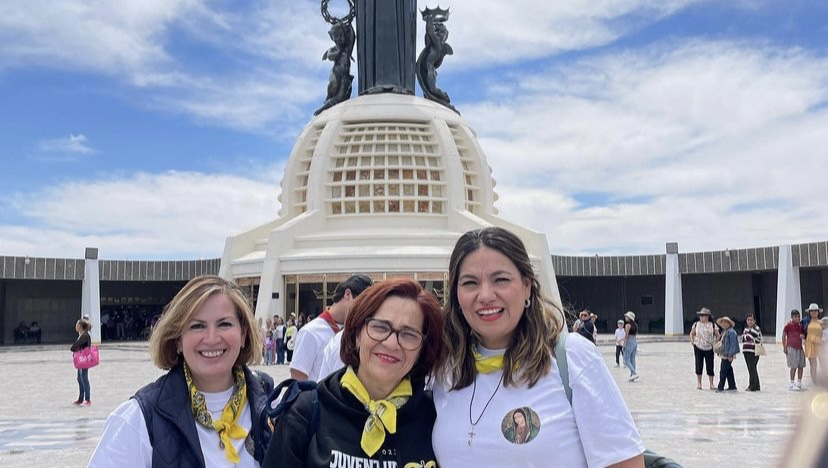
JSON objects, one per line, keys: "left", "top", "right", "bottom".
{"left": 467, "top": 41, "right": 828, "bottom": 254}
{"left": 37, "top": 134, "right": 94, "bottom": 155}
{"left": 1, "top": 168, "right": 283, "bottom": 259}
{"left": 0, "top": 0, "right": 706, "bottom": 133}
{"left": 423, "top": 0, "right": 704, "bottom": 67}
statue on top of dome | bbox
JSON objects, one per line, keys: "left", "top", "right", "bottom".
{"left": 315, "top": 0, "right": 356, "bottom": 116}
{"left": 416, "top": 7, "right": 458, "bottom": 114}
{"left": 355, "top": 0, "right": 418, "bottom": 95}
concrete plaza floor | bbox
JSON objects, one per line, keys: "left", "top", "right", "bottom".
{"left": 0, "top": 337, "right": 815, "bottom": 467}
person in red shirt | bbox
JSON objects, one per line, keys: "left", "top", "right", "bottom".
{"left": 782, "top": 309, "right": 806, "bottom": 390}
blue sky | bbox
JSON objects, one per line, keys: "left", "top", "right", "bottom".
{"left": 1, "top": 0, "right": 827, "bottom": 259}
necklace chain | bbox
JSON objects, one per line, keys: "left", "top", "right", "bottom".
{"left": 467, "top": 374, "right": 503, "bottom": 446}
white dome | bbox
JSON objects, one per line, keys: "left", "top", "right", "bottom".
{"left": 221, "top": 93, "right": 558, "bottom": 319}
{"left": 278, "top": 93, "right": 499, "bottom": 222}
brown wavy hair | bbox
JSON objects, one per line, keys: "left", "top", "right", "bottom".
{"left": 340, "top": 278, "right": 444, "bottom": 382}
{"left": 439, "top": 227, "right": 563, "bottom": 390}
{"left": 149, "top": 275, "right": 262, "bottom": 369}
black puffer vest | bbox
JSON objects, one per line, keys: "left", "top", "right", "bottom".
{"left": 133, "top": 364, "right": 274, "bottom": 468}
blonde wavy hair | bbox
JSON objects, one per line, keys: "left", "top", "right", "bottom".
{"left": 439, "top": 227, "right": 563, "bottom": 390}
{"left": 149, "top": 275, "right": 262, "bottom": 369}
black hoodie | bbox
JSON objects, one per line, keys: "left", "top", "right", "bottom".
{"left": 263, "top": 367, "right": 439, "bottom": 468}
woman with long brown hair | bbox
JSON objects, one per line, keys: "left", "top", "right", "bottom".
{"left": 432, "top": 227, "right": 644, "bottom": 467}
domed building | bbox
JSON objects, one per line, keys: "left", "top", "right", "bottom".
{"left": 219, "top": 94, "right": 561, "bottom": 319}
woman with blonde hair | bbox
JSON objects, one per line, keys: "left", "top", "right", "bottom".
{"left": 432, "top": 227, "right": 644, "bottom": 467}
{"left": 89, "top": 275, "right": 273, "bottom": 467}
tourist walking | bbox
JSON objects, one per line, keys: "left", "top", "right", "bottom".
{"left": 614, "top": 319, "right": 626, "bottom": 367}
{"left": 804, "top": 303, "right": 823, "bottom": 384}
{"left": 262, "top": 279, "right": 444, "bottom": 467}
{"left": 432, "top": 227, "right": 644, "bottom": 467}
{"left": 70, "top": 318, "right": 93, "bottom": 406}
{"left": 783, "top": 309, "right": 806, "bottom": 390}
{"left": 88, "top": 275, "right": 273, "bottom": 467}
{"left": 741, "top": 314, "right": 763, "bottom": 391}
{"left": 715, "top": 316, "right": 740, "bottom": 392}
{"left": 689, "top": 307, "right": 719, "bottom": 390}
{"left": 623, "top": 311, "right": 639, "bottom": 381}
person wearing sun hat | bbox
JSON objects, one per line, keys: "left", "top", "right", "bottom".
{"left": 622, "top": 311, "right": 639, "bottom": 381}
{"left": 803, "top": 303, "right": 823, "bottom": 385}
{"left": 715, "top": 316, "right": 740, "bottom": 392}
{"left": 690, "top": 307, "right": 720, "bottom": 390}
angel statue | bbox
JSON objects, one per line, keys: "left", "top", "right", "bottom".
{"left": 416, "top": 7, "right": 458, "bottom": 113}
{"left": 315, "top": 0, "right": 356, "bottom": 115}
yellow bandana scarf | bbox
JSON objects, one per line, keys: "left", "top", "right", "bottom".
{"left": 473, "top": 346, "right": 505, "bottom": 374}
{"left": 340, "top": 366, "right": 412, "bottom": 457}
{"left": 183, "top": 362, "right": 248, "bottom": 464}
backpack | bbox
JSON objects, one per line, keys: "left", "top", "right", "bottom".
{"left": 256, "top": 378, "right": 320, "bottom": 458}
{"left": 555, "top": 334, "right": 683, "bottom": 468}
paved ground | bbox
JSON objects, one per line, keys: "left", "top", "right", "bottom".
{"left": 0, "top": 337, "right": 815, "bottom": 467}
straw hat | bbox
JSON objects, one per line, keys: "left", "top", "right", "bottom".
{"left": 624, "top": 311, "right": 636, "bottom": 321}
{"left": 716, "top": 316, "right": 735, "bottom": 328}
{"left": 696, "top": 307, "right": 712, "bottom": 316}
{"left": 806, "top": 303, "right": 823, "bottom": 313}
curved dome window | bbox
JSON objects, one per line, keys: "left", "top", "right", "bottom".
{"left": 328, "top": 123, "right": 446, "bottom": 216}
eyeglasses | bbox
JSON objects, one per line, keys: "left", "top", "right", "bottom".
{"left": 364, "top": 318, "right": 425, "bottom": 351}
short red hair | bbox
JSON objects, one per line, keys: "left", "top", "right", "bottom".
{"left": 340, "top": 278, "right": 443, "bottom": 381}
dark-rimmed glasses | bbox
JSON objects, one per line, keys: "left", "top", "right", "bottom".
{"left": 364, "top": 318, "right": 424, "bottom": 350}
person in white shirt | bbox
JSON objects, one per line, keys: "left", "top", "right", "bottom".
{"left": 289, "top": 274, "right": 373, "bottom": 381}
{"left": 614, "top": 319, "right": 626, "bottom": 367}
{"left": 87, "top": 275, "right": 273, "bottom": 468}
{"left": 432, "top": 227, "right": 644, "bottom": 468}
{"left": 318, "top": 329, "right": 345, "bottom": 379}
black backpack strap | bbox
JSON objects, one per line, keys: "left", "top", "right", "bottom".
{"left": 261, "top": 378, "right": 320, "bottom": 442}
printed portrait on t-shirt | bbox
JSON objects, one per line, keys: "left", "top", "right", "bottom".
{"left": 500, "top": 407, "right": 541, "bottom": 445}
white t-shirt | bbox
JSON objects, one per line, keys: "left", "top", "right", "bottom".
{"left": 289, "top": 316, "right": 337, "bottom": 381}
{"left": 275, "top": 324, "right": 285, "bottom": 340}
{"left": 615, "top": 328, "right": 626, "bottom": 345}
{"left": 432, "top": 335, "right": 644, "bottom": 468}
{"left": 88, "top": 387, "right": 258, "bottom": 468}
{"left": 318, "top": 329, "right": 346, "bottom": 379}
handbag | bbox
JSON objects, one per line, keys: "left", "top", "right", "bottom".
{"left": 73, "top": 346, "right": 100, "bottom": 369}
{"left": 712, "top": 339, "right": 724, "bottom": 356}
{"left": 754, "top": 342, "right": 766, "bottom": 356}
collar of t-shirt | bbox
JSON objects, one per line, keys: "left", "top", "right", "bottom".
{"left": 476, "top": 344, "right": 507, "bottom": 358}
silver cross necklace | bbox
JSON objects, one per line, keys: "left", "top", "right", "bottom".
{"left": 467, "top": 374, "right": 503, "bottom": 447}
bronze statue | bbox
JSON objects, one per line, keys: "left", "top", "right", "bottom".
{"left": 315, "top": 0, "right": 356, "bottom": 115}
{"left": 355, "top": 0, "right": 417, "bottom": 95}
{"left": 416, "top": 7, "right": 457, "bottom": 113}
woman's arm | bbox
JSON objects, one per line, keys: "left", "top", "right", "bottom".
{"left": 609, "top": 454, "right": 645, "bottom": 468}
{"left": 88, "top": 400, "right": 152, "bottom": 467}
{"left": 70, "top": 332, "right": 90, "bottom": 352}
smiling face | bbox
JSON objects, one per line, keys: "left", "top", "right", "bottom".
{"left": 179, "top": 293, "right": 247, "bottom": 392}
{"left": 456, "top": 246, "right": 531, "bottom": 349}
{"left": 746, "top": 316, "right": 755, "bottom": 327}
{"left": 356, "top": 296, "right": 423, "bottom": 399}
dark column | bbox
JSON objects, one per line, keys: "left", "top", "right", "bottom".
{"left": 355, "top": 0, "right": 417, "bottom": 95}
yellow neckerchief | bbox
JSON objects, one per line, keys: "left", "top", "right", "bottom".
{"left": 183, "top": 362, "right": 248, "bottom": 464}
{"left": 473, "top": 346, "right": 505, "bottom": 374}
{"left": 340, "top": 366, "right": 412, "bottom": 457}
